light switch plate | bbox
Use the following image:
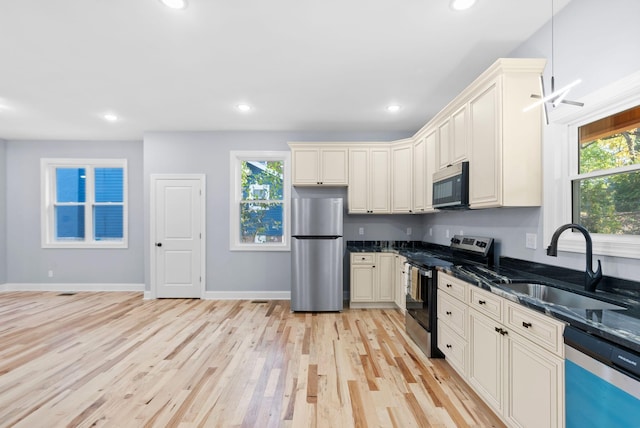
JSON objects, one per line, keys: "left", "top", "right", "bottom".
{"left": 359, "top": 227, "right": 364, "bottom": 235}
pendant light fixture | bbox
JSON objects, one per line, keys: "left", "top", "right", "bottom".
{"left": 525, "top": 0, "right": 583, "bottom": 121}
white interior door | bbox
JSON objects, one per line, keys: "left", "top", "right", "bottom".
{"left": 151, "top": 175, "right": 205, "bottom": 298}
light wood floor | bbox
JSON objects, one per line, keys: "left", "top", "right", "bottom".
{"left": 0, "top": 292, "right": 505, "bottom": 427}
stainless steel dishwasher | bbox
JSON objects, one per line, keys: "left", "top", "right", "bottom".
{"left": 564, "top": 326, "right": 640, "bottom": 428}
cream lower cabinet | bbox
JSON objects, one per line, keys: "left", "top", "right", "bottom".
{"left": 350, "top": 253, "right": 395, "bottom": 308}
{"left": 468, "top": 286, "right": 565, "bottom": 428}
{"left": 438, "top": 272, "right": 565, "bottom": 428}
{"left": 394, "top": 255, "right": 407, "bottom": 313}
{"left": 437, "top": 273, "right": 469, "bottom": 376}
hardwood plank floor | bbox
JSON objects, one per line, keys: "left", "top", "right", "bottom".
{"left": 0, "top": 292, "right": 505, "bottom": 427}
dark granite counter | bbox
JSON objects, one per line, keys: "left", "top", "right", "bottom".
{"left": 346, "top": 240, "right": 640, "bottom": 354}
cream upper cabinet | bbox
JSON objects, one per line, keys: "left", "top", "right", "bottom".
{"left": 289, "top": 143, "right": 348, "bottom": 186}
{"left": 435, "top": 105, "right": 468, "bottom": 171}
{"left": 391, "top": 140, "right": 414, "bottom": 213}
{"left": 451, "top": 105, "right": 468, "bottom": 164}
{"left": 468, "top": 61, "right": 544, "bottom": 208}
{"left": 348, "top": 146, "right": 390, "bottom": 214}
{"left": 412, "top": 137, "right": 426, "bottom": 212}
{"left": 436, "top": 119, "right": 451, "bottom": 170}
{"left": 424, "top": 129, "right": 437, "bottom": 212}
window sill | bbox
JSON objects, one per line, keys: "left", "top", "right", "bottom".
{"left": 230, "top": 244, "right": 290, "bottom": 252}
{"left": 557, "top": 234, "right": 640, "bottom": 260}
{"left": 42, "top": 241, "right": 128, "bottom": 249}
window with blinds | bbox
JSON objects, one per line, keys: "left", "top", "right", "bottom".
{"left": 573, "top": 105, "right": 640, "bottom": 235}
{"left": 42, "top": 159, "right": 128, "bottom": 248}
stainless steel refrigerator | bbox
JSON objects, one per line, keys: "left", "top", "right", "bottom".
{"left": 291, "top": 198, "right": 343, "bottom": 312}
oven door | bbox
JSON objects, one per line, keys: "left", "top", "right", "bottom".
{"left": 405, "top": 264, "right": 443, "bottom": 358}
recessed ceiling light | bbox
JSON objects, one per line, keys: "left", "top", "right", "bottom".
{"left": 386, "top": 105, "right": 401, "bottom": 113}
{"left": 159, "top": 0, "right": 188, "bottom": 10}
{"left": 237, "top": 104, "right": 252, "bottom": 112}
{"left": 450, "top": 0, "right": 477, "bottom": 11}
{"left": 103, "top": 113, "right": 119, "bottom": 122}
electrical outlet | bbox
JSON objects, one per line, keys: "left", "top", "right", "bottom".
{"left": 445, "top": 229, "right": 450, "bottom": 238}
{"left": 359, "top": 227, "right": 364, "bottom": 236}
{"left": 406, "top": 227, "right": 412, "bottom": 235}
{"left": 429, "top": 227, "right": 433, "bottom": 236}
{"left": 48, "top": 270, "right": 54, "bottom": 278}
{"left": 460, "top": 230, "right": 464, "bottom": 236}
{"left": 526, "top": 233, "right": 537, "bottom": 250}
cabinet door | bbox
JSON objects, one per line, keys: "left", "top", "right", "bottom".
{"left": 348, "top": 148, "right": 369, "bottom": 213}
{"left": 424, "top": 130, "right": 437, "bottom": 211}
{"left": 292, "top": 148, "right": 320, "bottom": 185}
{"left": 395, "top": 255, "right": 407, "bottom": 312}
{"left": 413, "top": 137, "right": 426, "bottom": 212}
{"left": 376, "top": 253, "right": 395, "bottom": 301}
{"left": 351, "top": 264, "right": 375, "bottom": 302}
{"left": 320, "top": 148, "right": 348, "bottom": 185}
{"left": 437, "top": 119, "right": 451, "bottom": 169}
{"left": 451, "top": 105, "right": 468, "bottom": 164}
{"left": 506, "top": 333, "right": 564, "bottom": 428}
{"left": 369, "top": 148, "right": 390, "bottom": 213}
{"left": 469, "top": 309, "right": 504, "bottom": 415}
{"left": 469, "top": 82, "right": 501, "bottom": 208}
{"left": 438, "top": 321, "right": 468, "bottom": 376}
{"left": 392, "top": 143, "right": 413, "bottom": 213}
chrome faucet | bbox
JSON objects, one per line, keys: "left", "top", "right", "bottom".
{"left": 546, "top": 223, "right": 602, "bottom": 292}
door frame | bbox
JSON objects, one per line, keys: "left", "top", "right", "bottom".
{"left": 149, "top": 174, "right": 206, "bottom": 299}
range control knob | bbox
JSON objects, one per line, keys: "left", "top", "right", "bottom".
{"left": 451, "top": 237, "right": 461, "bottom": 244}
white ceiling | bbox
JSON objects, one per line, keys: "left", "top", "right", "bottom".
{"left": 0, "top": 0, "right": 571, "bottom": 141}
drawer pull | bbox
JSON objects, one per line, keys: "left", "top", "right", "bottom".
{"left": 478, "top": 300, "right": 486, "bottom": 305}
{"left": 522, "top": 322, "right": 532, "bottom": 328}
{"left": 446, "top": 283, "right": 453, "bottom": 288}
{"left": 446, "top": 344, "right": 452, "bottom": 348}
{"left": 446, "top": 311, "right": 452, "bottom": 315}
{"left": 494, "top": 327, "right": 508, "bottom": 336}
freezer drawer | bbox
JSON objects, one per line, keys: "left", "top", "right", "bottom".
{"left": 291, "top": 237, "right": 343, "bottom": 311}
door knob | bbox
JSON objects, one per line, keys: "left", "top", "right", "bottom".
{"left": 156, "top": 242, "right": 162, "bottom": 247}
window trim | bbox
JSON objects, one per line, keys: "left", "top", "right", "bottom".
{"left": 229, "top": 151, "right": 291, "bottom": 252}
{"left": 41, "top": 158, "right": 128, "bottom": 249}
{"left": 544, "top": 70, "right": 640, "bottom": 259}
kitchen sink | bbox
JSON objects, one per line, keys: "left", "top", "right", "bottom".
{"left": 499, "top": 282, "right": 625, "bottom": 310}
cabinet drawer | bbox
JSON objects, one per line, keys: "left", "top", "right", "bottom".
{"left": 505, "top": 302, "right": 565, "bottom": 357}
{"left": 438, "top": 291, "right": 468, "bottom": 339}
{"left": 437, "top": 272, "right": 468, "bottom": 302}
{"left": 351, "top": 253, "right": 374, "bottom": 264}
{"left": 438, "top": 322, "right": 467, "bottom": 376}
{"left": 469, "top": 287, "right": 503, "bottom": 321}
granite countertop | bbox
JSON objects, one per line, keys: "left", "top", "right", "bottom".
{"left": 347, "top": 241, "right": 640, "bottom": 354}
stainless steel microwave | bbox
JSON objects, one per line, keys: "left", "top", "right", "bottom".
{"left": 432, "top": 161, "right": 469, "bottom": 209}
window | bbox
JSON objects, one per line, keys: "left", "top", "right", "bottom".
{"left": 229, "top": 151, "right": 291, "bottom": 251}
{"left": 573, "top": 105, "right": 640, "bottom": 235}
{"left": 41, "top": 158, "right": 128, "bottom": 248}
{"left": 545, "top": 71, "right": 640, "bottom": 259}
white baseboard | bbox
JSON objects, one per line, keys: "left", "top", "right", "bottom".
{"left": 2, "top": 283, "right": 145, "bottom": 292}
{"left": 202, "top": 290, "right": 291, "bottom": 300}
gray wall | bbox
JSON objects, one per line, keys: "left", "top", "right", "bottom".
{"left": 0, "top": 139, "right": 6, "bottom": 284}
{"left": 422, "top": 0, "right": 640, "bottom": 281}
{"left": 5, "top": 140, "right": 144, "bottom": 284}
{"left": 143, "top": 131, "right": 412, "bottom": 293}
